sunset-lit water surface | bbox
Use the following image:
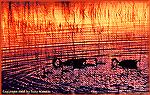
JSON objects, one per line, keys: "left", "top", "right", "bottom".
{"left": 2, "top": 1, "right": 149, "bottom": 94}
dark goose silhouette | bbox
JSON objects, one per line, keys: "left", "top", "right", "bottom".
{"left": 111, "top": 58, "right": 140, "bottom": 70}
{"left": 52, "top": 58, "right": 87, "bottom": 70}
{"left": 52, "top": 57, "right": 106, "bottom": 70}
{"left": 51, "top": 57, "right": 106, "bottom": 75}
{"left": 111, "top": 58, "right": 142, "bottom": 77}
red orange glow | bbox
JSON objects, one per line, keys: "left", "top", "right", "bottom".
{"left": 1, "top": 1, "right": 149, "bottom": 48}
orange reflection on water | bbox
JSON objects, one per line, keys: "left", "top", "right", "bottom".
{"left": 1, "top": 1, "right": 149, "bottom": 48}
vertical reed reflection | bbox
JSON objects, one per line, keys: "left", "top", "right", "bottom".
{"left": 1, "top": 1, "right": 149, "bottom": 94}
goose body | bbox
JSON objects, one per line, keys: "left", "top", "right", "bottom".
{"left": 111, "top": 58, "right": 139, "bottom": 70}
{"left": 61, "top": 58, "right": 87, "bottom": 69}
{"left": 118, "top": 60, "right": 138, "bottom": 69}
{"left": 111, "top": 58, "right": 142, "bottom": 77}
{"left": 52, "top": 58, "right": 105, "bottom": 69}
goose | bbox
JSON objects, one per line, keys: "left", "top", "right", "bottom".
{"left": 111, "top": 58, "right": 140, "bottom": 69}
{"left": 52, "top": 58, "right": 87, "bottom": 70}
{"left": 111, "top": 58, "right": 141, "bottom": 76}
{"left": 52, "top": 58, "right": 105, "bottom": 70}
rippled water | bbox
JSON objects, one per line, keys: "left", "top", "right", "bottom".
{"left": 2, "top": 39, "right": 149, "bottom": 94}
{"left": 2, "top": 1, "right": 149, "bottom": 94}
